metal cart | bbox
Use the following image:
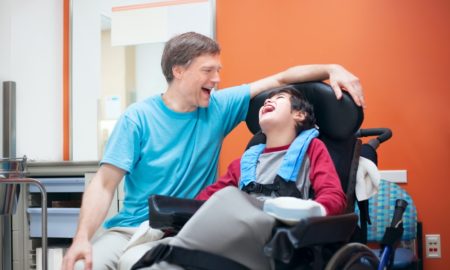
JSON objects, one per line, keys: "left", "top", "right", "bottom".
{"left": 1, "top": 156, "right": 48, "bottom": 270}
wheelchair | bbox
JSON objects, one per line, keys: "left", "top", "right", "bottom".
{"left": 133, "top": 82, "right": 407, "bottom": 270}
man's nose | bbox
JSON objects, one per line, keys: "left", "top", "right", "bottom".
{"left": 211, "top": 71, "right": 220, "bottom": 84}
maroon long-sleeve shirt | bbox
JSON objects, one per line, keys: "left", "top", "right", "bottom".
{"left": 196, "top": 138, "right": 347, "bottom": 216}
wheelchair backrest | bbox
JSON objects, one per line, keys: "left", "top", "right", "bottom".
{"left": 245, "top": 82, "right": 364, "bottom": 212}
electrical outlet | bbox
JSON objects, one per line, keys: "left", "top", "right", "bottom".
{"left": 425, "top": 234, "right": 441, "bottom": 258}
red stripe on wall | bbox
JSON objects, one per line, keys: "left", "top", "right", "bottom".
{"left": 112, "top": 0, "right": 208, "bottom": 12}
{"left": 63, "top": 0, "right": 70, "bottom": 160}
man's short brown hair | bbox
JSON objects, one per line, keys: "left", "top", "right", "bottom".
{"left": 161, "top": 32, "right": 220, "bottom": 83}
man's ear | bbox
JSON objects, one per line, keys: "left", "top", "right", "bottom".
{"left": 172, "top": 65, "right": 185, "bottom": 80}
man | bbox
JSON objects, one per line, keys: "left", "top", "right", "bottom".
{"left": 62, "top": 32, "right": 364, "bottom": 270}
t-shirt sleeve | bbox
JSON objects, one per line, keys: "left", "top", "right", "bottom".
{"left": 196, "top": 158, "right": 241, "bottom": 200}
{"left": 100, "top": 113, "right": 141, "bottom": 174}
{"left": 212, "top": 84, "right": 251, "bottom": 135}
{"left": 307, "top": 139, "right": 347, "bottom": 215}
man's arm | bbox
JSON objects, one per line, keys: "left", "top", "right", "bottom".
{"left": 249, "top": 64, "right": 365, "bottom": 107}
{"left": 62, "top": 164, "right": 125, "bottom": 270}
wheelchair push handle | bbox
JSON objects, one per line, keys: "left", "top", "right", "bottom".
{"left": 356, "top": 128, "right": 392, "bottom": 143}
{"left": 390, "top": 199, "right": 408, "bottom": 228}
{"left": 356, "top": 128, "right": 392, "bottom": 150}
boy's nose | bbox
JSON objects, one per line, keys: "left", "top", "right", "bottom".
{"left": 264, "top": 99, "right": 273, "bottom": 105}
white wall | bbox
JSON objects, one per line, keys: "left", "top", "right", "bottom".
{"left": 0, "top": 0, "right": 62, "bottom": 160}
{"left": 0, "top": 0, "right": 11, "bottom": 157}
{"left": 135, "top": 42, "right": 167, "bottom": 101}
{"left": 0, "top": 0, "right": 215, "bottom": 161}
{"left": 71, "top": 0, "right": 101, "bottom": 161}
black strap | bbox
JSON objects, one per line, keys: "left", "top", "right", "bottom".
{"left": 242, "top": 176, "right": 303, "bottom": 198}
{"left": 357, "top": 200, "right": 370, "bottom": 243}
{"left": 131, "top": 244, "right": 250, "bottom": 270}
{"left": 241, "top": 181, "right": 277, "bottom": 196}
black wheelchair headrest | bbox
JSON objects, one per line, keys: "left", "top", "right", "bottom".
{"left": 245, "top": 82, "right": 364, "bottom": 140}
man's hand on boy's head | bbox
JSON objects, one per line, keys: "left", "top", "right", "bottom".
{"left": 328, "top": 64, "right": 366, "bottom": 108}
{"left": 248, "top": 63, "right": 365, "bottom": 108}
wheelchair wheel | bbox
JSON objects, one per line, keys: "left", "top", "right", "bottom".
{"left": 324, "top": 243, "right": 379, "bottom": 270}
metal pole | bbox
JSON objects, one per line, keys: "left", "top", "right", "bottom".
{"left": 1, "top": 178, "right": 47, "bottom": 270}
{"left": 1, "top": 81, "right": 16, "bottom": 270}
{"left": 3, "top": 81, "right": 16, "bottom": 157}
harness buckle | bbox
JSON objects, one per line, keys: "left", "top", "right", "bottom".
{"left": 243, "top": 182, "right": 261, "bottom": 193}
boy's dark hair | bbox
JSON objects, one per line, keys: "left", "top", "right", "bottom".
{"left": 266, "top": 86, "right": 316, "bottom": 134}
{"left": 161, "top": 32, "right": 221, "bottom": 83}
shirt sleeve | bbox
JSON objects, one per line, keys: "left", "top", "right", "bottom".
{"left": 307, "top": 139, "right": 347, "bottom": 215}
{"left": 101, "top": 113, "right": 142, "bottom": 174}
{"left": 196, "top": 158, "right": 241, "bottom": 200}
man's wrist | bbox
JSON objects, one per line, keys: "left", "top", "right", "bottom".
{"left": 73, "top": 231, "right": 90, "bottom": 242}
{"left": 326, "top": 64, "right": 340, "bottom": 75}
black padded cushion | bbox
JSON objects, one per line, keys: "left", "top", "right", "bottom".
{"left": 149, "top": 195, "right": 205, "bottom": 232}
{"left": 245, "top": 82, "right": 364, "bottom": 140}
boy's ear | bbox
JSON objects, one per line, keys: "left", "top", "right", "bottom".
{"left": 293, "top": 111, "right": 306, "bottom": 122}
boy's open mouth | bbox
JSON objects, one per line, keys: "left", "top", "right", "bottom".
{"left": 261, "top": 105, "right": 275, "bottom": 115}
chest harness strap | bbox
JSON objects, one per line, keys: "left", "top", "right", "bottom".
{"left": 240, "top": 128, "right": 319, "bottom": 198}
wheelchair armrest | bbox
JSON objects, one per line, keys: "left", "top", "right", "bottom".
{"left": 265, "top": 213, "right": 358, "bottom": 263}
{"left": 148, "top": 195, "right": 205, "bottom": 232}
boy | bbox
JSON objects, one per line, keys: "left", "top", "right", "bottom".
{"left": 197, "top": 86, "right": 346, "bottom": 215}
{"left": 135, "top": 86, "right": 346, "bottom": 270}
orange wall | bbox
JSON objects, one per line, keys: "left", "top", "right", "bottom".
{"left": 216, "top": 1, "right": 450, "bottom": 269}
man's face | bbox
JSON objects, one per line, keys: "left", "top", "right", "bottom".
{"left": 259, "top": 93, "right": 304, "bottom": 134}
{"left": 174, "top": 53, "right": 221, "bottom": 109}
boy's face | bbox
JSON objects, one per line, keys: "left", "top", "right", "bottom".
{"left": 173, "top": 53, "right": 221, "bottom": 109}
{"left": 259, "top": 93, "right": 305, "bottom": 134}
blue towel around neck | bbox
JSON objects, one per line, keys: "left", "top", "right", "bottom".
{"left": 239, "top": 128, "right": 319, "bottom": 189}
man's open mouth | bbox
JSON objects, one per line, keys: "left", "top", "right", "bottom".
{"left": 202, "top": 87, "right": 212, "bottom": 95}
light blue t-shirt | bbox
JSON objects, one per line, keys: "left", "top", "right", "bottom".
{"left": 101, "top": 84, "right": 251, "bottom": 228}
